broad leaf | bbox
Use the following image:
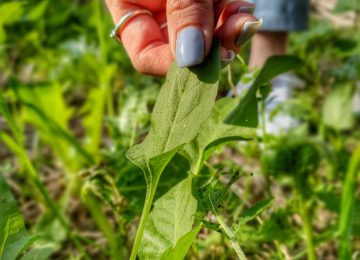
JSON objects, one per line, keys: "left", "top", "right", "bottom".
{"left": 127, "top": 40, "right": 221, "bottom": 166}
{"left": 181, "top": 97, "right": 256, "bottom": 172}
{"left": 225, "top": 55, "right": 303, "bottom": 127}
{"left": 127, "top": 41, "right": 221, "bottom": 259}
{"left": 0, "top": 174, "right": 36, "bottom": 260}
{"left": 139, "top": 176, "right": 198, "bottom": 260}
{"left": 322, "top": 85, "right": 354, "bottom": 131}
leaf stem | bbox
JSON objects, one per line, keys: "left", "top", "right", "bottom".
{"left": 294, "top": 180, "right": 316, "bottom": 260}
{"left": 338, "top": 144, "right": 360, "bottom": 259}
{"left": 130, "top": 175, "right": 160, "bottom": 260}
{"left": 215, "top": 214, "right": 247, "bottom": 260}
{"left": 208, "top": 188, "right": 247, "bottom": 260}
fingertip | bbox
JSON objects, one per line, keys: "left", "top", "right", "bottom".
{"left": 216, "top": 14, "right": 262, "bottom": 52}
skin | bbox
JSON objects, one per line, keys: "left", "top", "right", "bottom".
{"left": 105, "top": 0, "right": 258, "bottom": 76}
{"left": 249, "top": 32, "right": 288, "bottom": 69}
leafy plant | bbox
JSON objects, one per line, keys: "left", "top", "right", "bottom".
{"left": 0, "top": 173, "right": 36, "bottom": 259}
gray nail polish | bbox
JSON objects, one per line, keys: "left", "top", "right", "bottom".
{"left": 221, "top": 50, "right": 236, "bottom": 68}
{"left": 176, "top": 26, "right": 205, "bottom": 68}
{"left": 238, "top": 6, "right": 255, "bottom": 14}
{"left": 236, "top": 19, "right": 263, "bottom": 47}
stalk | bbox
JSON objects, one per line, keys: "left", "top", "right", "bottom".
{"left": 130, "top": 175, "right": 161, "bottom": 260}
{"left": 215, "top": 214, "right": 247, "bottom": 260}
{"left": 294, "top": 180, "right": 316, "bottom": 260}
{"left": 338, "top": 145, "right": 360, "bottom": 259}
{"left": 208, "top": 188, "right": 247, "bottom": 260}
{"left": 82, "top": 185, "right": 122, "bottom": 259}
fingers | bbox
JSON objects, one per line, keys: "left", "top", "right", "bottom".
{"left": 215, "top": 1, "right": 261, "bottom": 53}
{"left": 105, "top": 1, "right": 172, "bottom": 75}
{"left": 167, "top": 0, "right": 214, "bottom": 68}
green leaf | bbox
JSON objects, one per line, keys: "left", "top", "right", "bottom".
{"left": 339, "top": 145, "right": 360, "bottom": 259}
{"left": 0, "top": 2, "right": 24, "bottom": 42}
{"left": 236, "top": 198, "right": 273, "bottom": 226}
{"left": 322, "top": 85, "right": 354, "bottom": 131}
{"left": 225, "top": 55, "right": 303, "bottom": 127}
{"left": 20, "top": 242, "right": 57, "bottom": 260}
{"left": 181, "top": 97, "right": 256, "bottom": 172}
{"left": 139, "top": 176, "right": 198, "bottom": 260}
{"left": 128, "top": 41, "right": 221, "bottom": 259}
{"left": 160, "top": 226, "right": 201, "bottom": 260}
{"left": 335, "top": 0, "right": 360, "bottom": 12}
{"left": 0, "top": 174, "right": 37, "bottom": 260}
{"left": 127, "top": 41, "right": 221, "bottom": 164}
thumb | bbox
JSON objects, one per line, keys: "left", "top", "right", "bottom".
{"left": 167, "top": 0, "right": 214, "bottom": 68}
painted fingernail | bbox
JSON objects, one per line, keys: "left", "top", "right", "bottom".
{"left": 221, "top": 50, "right": 236, "bottom": 68}
{"left": 238, "top": 5, "right": 255, "bottom": 14}
{"left": 236, "top": 18, "right": 263, "bottom": 47}
{"left": 176, "top": 26, "right": 205, "bottom": 68}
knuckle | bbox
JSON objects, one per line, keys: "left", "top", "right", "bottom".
{"left": 168, "top": 0, "right": 211, "bottom": 16}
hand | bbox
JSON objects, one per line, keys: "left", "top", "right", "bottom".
{"left": 105, "top": 0, "right": 261, "bottom": 76}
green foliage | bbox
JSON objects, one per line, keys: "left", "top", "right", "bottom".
{"left": 225, "top": 56, "right": 303, "bottom": 127}
{"left": 127, "top": 41, "right": 221, "bottom": 259}
{"left": 139, "top": 176, "right": 198, "bottom": 259}
{"left": 1, "top": 2, "right": 359, "bottom": 259}
{"left": 0, "top": 174, "right": 36, "bottom": 260}
{"left": 339, "top": 145, "right": 360, "bottom": 259}
{"left": 181, "top": 97, "right": 256, "bottom": 173}
{"left": 235, "top": 198, "right": 273, "bottom": 227}
{"left": 322, "top": 85, "right": 354, "bottom": 131}
{"left": 261, "top": 138, "right": 321, "bottom": 177}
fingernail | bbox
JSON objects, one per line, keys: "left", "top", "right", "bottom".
{"left": 236, "top": 18, "right": 263, "bottom": 47}
{"left": 238, "top": 5, "right": 255, "bottom": 14}
{"left": 221, "top": 50, "right": 236, "bottom": 68}
{"left": 176, "top": 26, "right": 205, "bottom": 68}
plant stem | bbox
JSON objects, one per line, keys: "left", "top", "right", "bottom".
{"left": 82, "top": 186, "right": 122, "bottom": 260}
{"left": 338, "top": 144, "right": 360, "bottom": 259}
{"left": 215, "top": 214, "right": 247, "bottom": 260}
{"left": 130, "top": 175, "right": 160, "bottom": 260}
{"left": 295, "top": 181, "right": 316, "bottom": 260}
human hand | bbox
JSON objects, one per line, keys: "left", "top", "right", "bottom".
{"left": 105, "top": 0, "right": 261, "bottom": 76}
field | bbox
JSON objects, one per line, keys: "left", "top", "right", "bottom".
{"left": 1, "top": 1, "right": 360, "bottom": 259}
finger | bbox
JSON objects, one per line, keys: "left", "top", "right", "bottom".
{"left": 154, "top": 12, "right": 169, "bottom": 42}
{"left": 214, "top": 0, "right": 255, "bottom": 28}
{"left": 167, "top": 0, "right": 214, "bottom": 67}
{"left": 105, "top": 1, "right": 172, "bottom": 75}
{"left": 215, "top": 14, "right": 262, "bottom": 52}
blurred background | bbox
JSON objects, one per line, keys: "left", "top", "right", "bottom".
{"left": 0, "top": 0, "right": 359, "bottom": 259}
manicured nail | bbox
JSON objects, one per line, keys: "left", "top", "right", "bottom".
{"left": 221, "top": 50, "right": 236, "bottom": 68}
{"left": 236, "top": 18, "right": 263, "bottom": 47}
{"left": 176, "top": 26, "right": 205, "bottom": 68}
{"left": 238, "top": 5, "right": 255, "bottom": 14}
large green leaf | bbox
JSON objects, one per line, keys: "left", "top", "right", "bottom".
{"left": 322, "top": 85, "right": 354, "bottom": 131}
{"left": 127, "top": 41, "right": 221, "bottom": 259}
{"left": 225, "top": 55, "right": 303, "bottom": 127}
{"left": 0, "top": 174, "right": 36, "bottom": 260}
{"left": 139, "top": 176, "right": 198, "bottom": 260}
{"left": 181, "top": 97, "right": 256, "bottom": 172}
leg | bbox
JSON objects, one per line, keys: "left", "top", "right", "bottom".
{"left": 249, "top": 32, "right": 288, "bottom": 69}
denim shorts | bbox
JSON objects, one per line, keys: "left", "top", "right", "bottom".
{"left": 251, "top": 0, "right": 310, "bottom": 31}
